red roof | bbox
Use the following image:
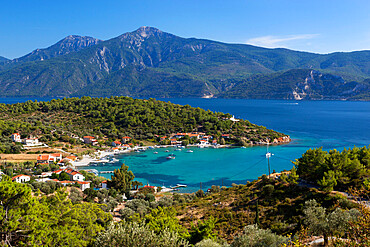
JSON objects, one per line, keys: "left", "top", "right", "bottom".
{"left": 83, "top": 136, "right": 95, "bottom": 139}
{"left": 77, "top": 181, "right": 90, "bottom": 185}
{"left": 122, "top": 136, "right": 131, "bottom": 139}
{"left": 12, "top": 133, "right": 20, "bottom": 136}
{"left": 12, "top": 174, "right": 30, "bottom": 180}
{"left": 37, "top": 155, "right": 49, "bottom": 161}
{"left": 53, "top": 169, "right": 64, "bottom": 174}
{"left": 113, "top": 141, "right": 122, "bottom": 144}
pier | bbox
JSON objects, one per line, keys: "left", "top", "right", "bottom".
{"left": 100, "top": 171, "right": 114, "bottom": 174}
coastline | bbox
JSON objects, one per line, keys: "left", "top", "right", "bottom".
{"left": 72, "top": 138, "right": 291, "bottom": 168}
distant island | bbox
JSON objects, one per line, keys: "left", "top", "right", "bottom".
{"left": 0, "top": 26, "right": 369, "bottom": 100}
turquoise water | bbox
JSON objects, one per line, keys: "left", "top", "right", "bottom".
{"left": 84, "top": 99, "right": 370, "bottom": 192}
{"left": 2, "top": 97, "right": 369, "bottom": 192}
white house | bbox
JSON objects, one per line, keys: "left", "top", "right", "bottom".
{"left": 101, "top": 180, "right": 108, "bottom": 189}
{"left": 12, "top": 174, "right": 31, "bottom": 183}
{"left": 22, "top": 138, "right": 39, "bottom": 145}
{"left": 77, "top": 181, "right": 90, "bottom": 191}
{"left": 199, "top": 140, "right": 209, "bottom": 145}
{"left": 53, "top": 168, "right": 85, "bottom": 182}
{"left": 83, "top": 136, "right": 98, "bottom": 145}
{"left": 11, "top": 133, "right": 21, "bottom": 142}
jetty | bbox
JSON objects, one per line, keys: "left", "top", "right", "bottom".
{"left": 100, "top": 171, "right": 114, "bottom": 174}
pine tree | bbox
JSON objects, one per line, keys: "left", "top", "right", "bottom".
{"left": 110, "top": 163, "right": 135, "bottom": 195}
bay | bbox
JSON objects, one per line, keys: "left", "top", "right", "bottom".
{"left": 87, "top": 98, "right": 370, "bottom": 192}
{"left": 2, "top": 97, "right": 369, "bottom": 192}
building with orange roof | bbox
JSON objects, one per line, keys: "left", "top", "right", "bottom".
{"left": 37, "top": 153, "right": 62, "bottom": 164}
{"left": 83, "top": 136, "right": 98, "bottom": 145}
{"left": 160, "top": 136, "right": 168, "bottom": 142}
{"left": 52, "top": 168, "right": 85, "bottom": 182}
{"left": 65, "top": 155, "right": 77, "bottom": 162}
{"left": 12, "top": 174, "right": 31, "bottom": 183}
{"left": 112, "top": 140, "right": 122, "bottom": 147}
{"left": 11, "top": 133, "right": 21, "bottom": 142}
{"left": 122, "top": 136, "right": 131, "bottom": 143}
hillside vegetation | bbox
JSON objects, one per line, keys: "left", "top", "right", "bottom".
{"left": 0, "top": 96, "right": 287, "bottom": 153}
{"left": 0, "top": 27, "right": 369, "bottom": 100}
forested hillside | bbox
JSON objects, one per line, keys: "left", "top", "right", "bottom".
{"left": 0, "top": 96, "right": 287, "bottom": 153}
{"left": 0, "top": 27, "right": 369, "bottom": 100}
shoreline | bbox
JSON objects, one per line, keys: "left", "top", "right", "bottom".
{"left": 72, "top": 139, "right": 291, "bottom": 168}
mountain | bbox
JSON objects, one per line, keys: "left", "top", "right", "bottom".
{"left": 5, "top": 35, "right": 101, "bottom": 66}
{"left": 219, "top": 69, "right": 370, "bottom": 100}
{"left": 0, "top": 26, "right": 369, "bottom": 99}
{"left": 0, "top": 56, "right": 8, "bottom": 62}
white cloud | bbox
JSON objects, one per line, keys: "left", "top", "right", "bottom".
{"left": 246, "top": 34, "right": 319, "bottom": 48}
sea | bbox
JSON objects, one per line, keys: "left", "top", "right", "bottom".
{"left": 2, "top": 97, "right": 369, "bottom": 192}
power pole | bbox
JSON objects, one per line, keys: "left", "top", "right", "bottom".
{"left": 266, "top": 144, "right": 272, "bottom": 178}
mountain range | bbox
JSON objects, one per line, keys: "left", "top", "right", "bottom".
{"left": 0, "top": 26, "right": 369, "bottom": 100}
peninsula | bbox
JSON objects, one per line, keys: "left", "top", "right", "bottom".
{"left": 0, "top": 96, "right": 289, "bottom": 163}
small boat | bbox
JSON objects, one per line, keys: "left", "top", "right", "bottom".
{"left": 135, "top": 150, "right": 140, "bottom": 153}
{"left": 148, "top": 146, "right": 154, "bottom": 149}
{"left": 165, "top": 150, "right": 170, "bottom": 152}
{"left": 166, "top": 156, "right": 175, "bottom": 159}
{"left": 153, "top": 151, "right": 158, "bottom": 154}
{"left": 175, "top": 148, "right": 182, "bottom": 151}
{"left": 186, "top": 150, "right": 193, "bottom": 153}
{"left": 108, "top": 158, "right": 119, "bottom": 163}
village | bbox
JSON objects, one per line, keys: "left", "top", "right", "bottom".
{"left": 0, "top": 122, "right": 291, "bottom": 199}
{"left": 1, "top": 131, "right": 237, "bottom": 192}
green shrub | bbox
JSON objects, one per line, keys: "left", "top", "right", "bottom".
{"left": 94, "top": 221, "right": 189, "bottom": 247}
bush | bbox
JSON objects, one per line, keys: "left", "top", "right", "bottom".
{"left": 210, "top": 185, "right": 221, "bottom": 193}
{"left": 196, "top": 189, "right": 205, "bottom": 198}
{"left": 262, "top": 184, "right": 274, "bottom": 197}
{"left": 195, "top": 239, "right": 225, "bottom": 247}
{"left": 119, "top": 207, "right": 135, "bottom": 219}
{"left": 231, "top": 224, "right": 288, "bottom": 247}
{"left": 94, "top": 221, "right": 190, "bottom": 247}
{"left": 125, "top": 199, "right": 151, "bottom": 216}
{"left": 69, "top": 187, "right": 83, "bottom": 204}
{"left": 145, "top": 193, "right": 155, "bottom": 202}
{"left": 157, "top": 196, "right": 174, "bottom": 207}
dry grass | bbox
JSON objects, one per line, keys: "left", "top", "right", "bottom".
{"left": 0, "top": 153, "right": 38, "bottom": 162}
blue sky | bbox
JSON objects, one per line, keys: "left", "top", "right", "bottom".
{"left": 1, "top": 0, "right": 369, "bottom": 59}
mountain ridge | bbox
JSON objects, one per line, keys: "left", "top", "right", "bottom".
{"left": 0, "top": 26, "right": 369, "bottom": 100}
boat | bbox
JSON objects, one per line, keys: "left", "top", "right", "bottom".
{"left": 153, "top": 151, "right": 158, "bottom": 154}
{"left": 166, "top": 153, "right": 176, "bottom": 159}
{"left": 186, "top": 150, "right": 193, "bottom": 153}
{"left": 165, "top": 150, "right": 170, "bottom": 152}
{"left": 175, "top": 148, "right": 182, "bottom": 151}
